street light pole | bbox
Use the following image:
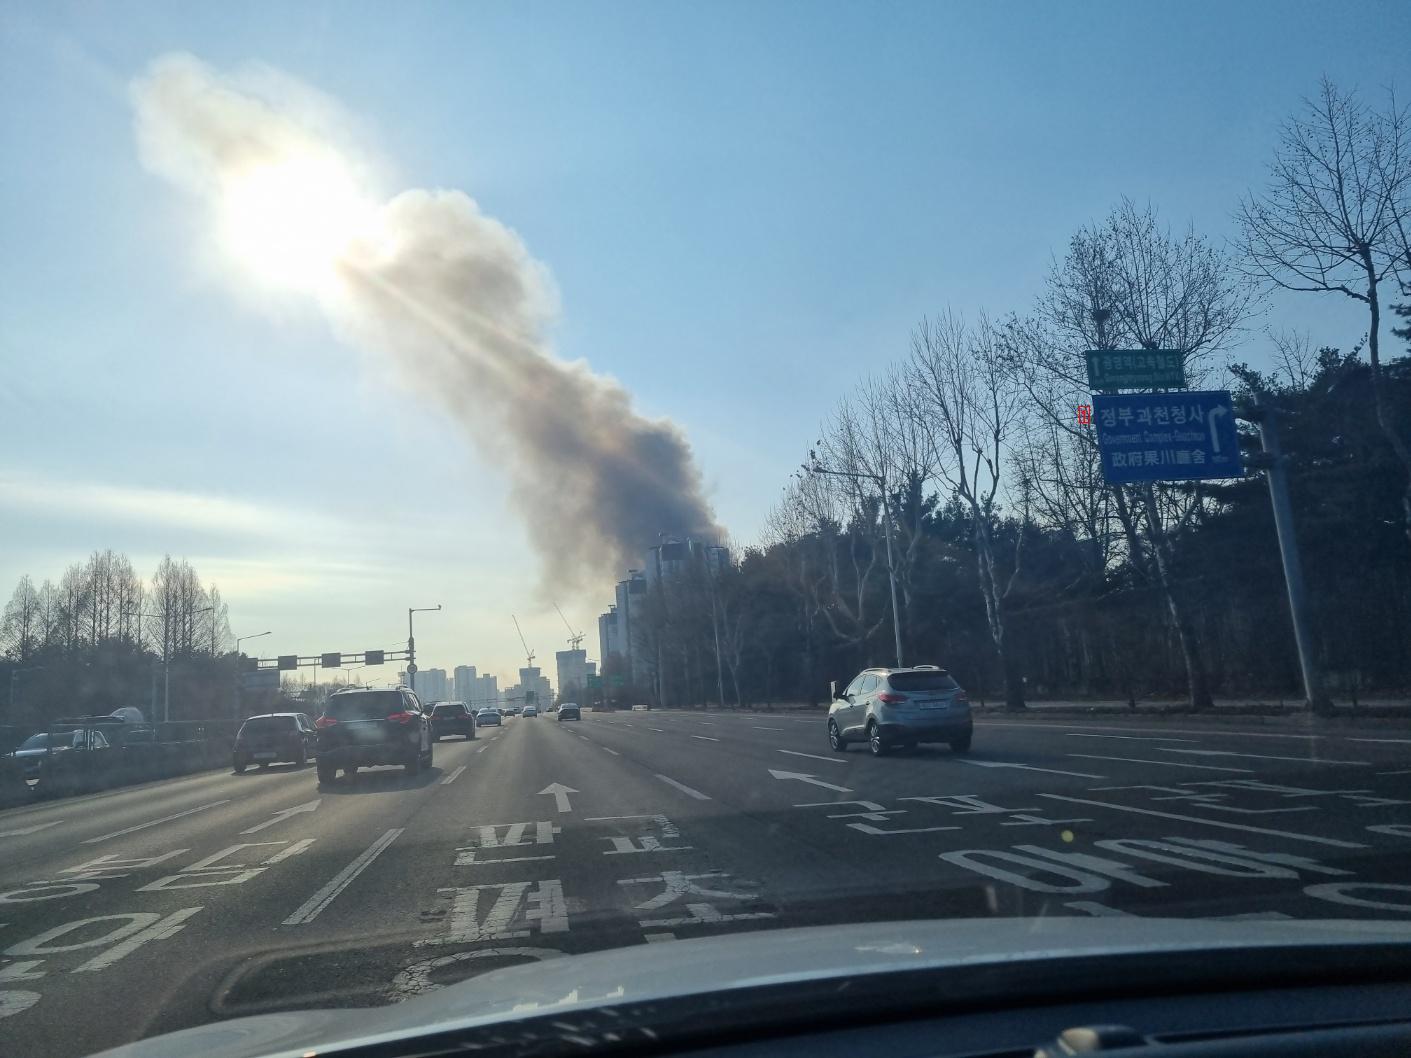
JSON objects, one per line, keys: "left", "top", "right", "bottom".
{"left": 407, "top": 604, "right": 442, "bottom": 694}
{"left": 233, "top": 631, "right": 272, "bottom": 722}
{"left": 804, "top": 462, "right": 905, "bottom": 668}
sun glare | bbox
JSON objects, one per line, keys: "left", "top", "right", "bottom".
{"left": 218, "top": 153, "right": 374, "bottom": 292}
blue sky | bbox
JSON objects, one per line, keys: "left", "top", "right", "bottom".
{"left": 2, "top": 0, "right": 1408, "bottom": 681}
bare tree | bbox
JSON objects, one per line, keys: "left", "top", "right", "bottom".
{"left": 1267, "top": 328, "right": 1321, "bottom": 390}
{"left": 909, "top": 311, "right": 1030, "bottom": 710}
{"left": 1239, "top": 78, "right": 1411, "bottom": 543}
{"left": 1, "top": 576, "right": 42, "bottom": 661}
{"left": 1016, "top": 199, "right": 1255, "bottom": 711}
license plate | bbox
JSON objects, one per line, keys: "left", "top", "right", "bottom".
{"left": 918, "top": 700, "right": 951, "bottom": 710}
{"left": 253, "top": 751, "right": 276, "bottom": 760}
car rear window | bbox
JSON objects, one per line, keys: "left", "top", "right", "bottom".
{"left": 888, "top": 671, "right": 959, "bottom": 692}
{"left": 239, "top": 716, "right": 296, "bottom": 734}
{"left": 323, "top": 692, "right": 405, "bottom": 720}
{"left": 431, "top": 704, "right": 461, "bottom": 716}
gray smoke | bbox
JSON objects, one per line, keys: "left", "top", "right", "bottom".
{"left": 131, "top": 54, "right": 720, "bottom": 593}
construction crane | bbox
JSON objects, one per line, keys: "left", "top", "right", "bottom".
{"left": 554, "top": 603, "right": 585, "bottom": 650}
{"left": 511, "top": 614, "right": 535, "bottom": 669}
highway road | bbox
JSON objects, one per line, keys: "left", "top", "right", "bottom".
{"left": 2, "top": 709, "right": 1409, "bottom": 1057}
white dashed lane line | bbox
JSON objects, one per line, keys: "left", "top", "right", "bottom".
{"left": 655, "top": 774, "right": 711, "bottom": 800}
{"left": 441, "top": 765, "right": 467, "bottom": 784}
{"left": 1068, "top": 753, "right": 1251, "bottom": 773}
{"left": 602, "top": 746, "right": 620, "bottom": 756}
{"left": 777, "top": 749, "right": 848, "bottom": 765}
{"left": 691, "top": 735, "right": 718, "bottom": 742}
{"left": 1039, "top": 794, "right": 1367, "bottom": 848}
{"left": 81, "top": 800, "right": 231, "bottom": 845}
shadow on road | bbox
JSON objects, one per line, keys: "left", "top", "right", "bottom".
{"left": 316, "top": 766, "right": 444, "bottom": 794}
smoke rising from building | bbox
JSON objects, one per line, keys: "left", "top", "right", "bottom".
{"left": 131, "top": 53, "right": 720, "bottom": 592}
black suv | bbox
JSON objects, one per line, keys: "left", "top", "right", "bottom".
{"left": 315, "top": 688, "right": 433, "bottom": 783}
{"left": 233, "top": 712, "right": 316, "bottom": 772}
{"left": 429, "top": 701, "right": 476, "bottom": 741}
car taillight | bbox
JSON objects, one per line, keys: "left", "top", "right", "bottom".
{"left": 386, "top": 711, "right": 416, "bottom": 724}
{"left": 877, "top": 692, "right": 908, "bottom": 704}
{"left": 315, "top": 716, "right": 338, "bottom": 729}
{"left": 955, "top": 691, "right": 969, "bottom": 703}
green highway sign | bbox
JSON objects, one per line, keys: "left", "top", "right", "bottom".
{"left": 1086, "top": 349, "right": 1185, "bottom": 391}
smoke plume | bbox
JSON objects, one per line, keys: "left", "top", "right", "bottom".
{"left": 131, "top": 53, "right": 720, "bottom": 593}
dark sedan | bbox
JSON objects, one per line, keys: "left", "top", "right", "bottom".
{"left": 233, "top": 712, "right": 316, "bottom": 772}
{"left": 429, "top": 702, "right": 476, "bottom": 741}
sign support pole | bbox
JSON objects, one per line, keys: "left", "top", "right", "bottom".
{"left": 1248, "top": 393, "right": 1332, "bottom": 716}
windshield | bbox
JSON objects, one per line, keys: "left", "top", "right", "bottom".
{"left": 238, "top": 716, "right": 295, "bottom": 734}
{"left": 323, "top": 692, "right": 404, "bottom": 720}
{"left": 2, "top": 6, "right": 1409, "bottom": 1058}
{"left": 17, "top": 732, "right": 69, "bottom": 750}
{"left": 888, "top": 672, "right": 960, "bottom": 693}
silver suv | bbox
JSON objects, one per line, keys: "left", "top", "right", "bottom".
{"left": 827, "top": 665, "right": 972, "bottom": 756}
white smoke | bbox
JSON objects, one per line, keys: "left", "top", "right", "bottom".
{"left": 131, "top": 53, "right": 720, "bottom": 593}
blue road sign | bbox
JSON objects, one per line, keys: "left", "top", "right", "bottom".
{"left": 1092, "top": 390, "right": 1243, "bottom": 484}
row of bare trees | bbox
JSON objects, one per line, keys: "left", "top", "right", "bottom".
{"left": 2, "top": 552, "right": 232, "bottom": 665}
{"left": 637, "top": 78, "right": 1409, "bottom": 713}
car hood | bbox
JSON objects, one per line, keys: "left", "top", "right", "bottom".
{"left": 89, "top": 917, "right": 1411, "bottom": 1058}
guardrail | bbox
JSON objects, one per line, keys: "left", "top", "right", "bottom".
{"left": 0, "top": 720, "right": 240, "bottom": 806}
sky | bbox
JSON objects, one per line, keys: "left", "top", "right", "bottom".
{"left": 2, "top": 0, "right": 1408, "bottom": 683}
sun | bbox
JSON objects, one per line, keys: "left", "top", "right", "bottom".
{"left": 218, "top": 152, "right": 375, "bottom": 292}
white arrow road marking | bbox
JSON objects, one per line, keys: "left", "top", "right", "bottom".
{"left": 538, "top": 783, "right": 578, "bottom": 813}
{"left": 1039, "top": 794, "right": 1367, "bottom": 849}
{"left": 283, "top": 828, "right": 403, "bottom": 925}
{"left": 240, "top": 799, "right": 321, "bottom": 834}
{"left": 777, "top": 749, "right": 848, "bottom": 765}
{"left": 0, "top": 820, "right": 63, "bottom": 838}
{"left": 82, "top": 801, "right": 231, "bottom": 845}
{"left": 958, "top": 759, "right": 1104, "bottom": 779}
{"left": 768, "top": 769, "right": 853, "bottom": 793}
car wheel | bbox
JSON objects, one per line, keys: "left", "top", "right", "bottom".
{"left": 950, "top": 733, "right": 972, "bottom": 754}
{"left": 828, "top": 720, "right": 846, "bottom": 753}
{"left": 405, "top": 751, "right": 422, "bottom": 776}
{"left": 343, "top": 764, "right": 359, "bottom": 777}
{"left": 867, "top": 720, "right": 889, "bottom": 757}
{"left": 423, "top": 742, "right": 434, "bottom": 766}
{"left": 233, "top": 757, "right": 248, "bottom": 774}
{"left": 316, "top": 760, "right": 336, "bottom": 784}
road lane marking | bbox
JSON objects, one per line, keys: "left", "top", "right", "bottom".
{"left": 477, "top": 745, "right": 489, "bottom": 753}
{"left": 1038, "top": 794, "right": 1367, "bottom": 848}
{"left": 691, "top": 735, "right": 719, "bottom": 742}
{"left": 539, "top": 784, "right": 578, "bottom": 812}
{"left": 1348, "top": 737, "right": 1411, "bottom": 744}
{"left": 753, "top": 726, "right": 783, "bottom": 732}
{"left": 283, "top": 828, "right": 403, "bottom": 925}
{"left": 778, "top": 749, "right": 848, "bottom": 765}
{"left": 241, "top": 799, "right": 321, "bottom": 834}
{"left": 1159, "top": 748, "right": 1371, "bottom": 766}
{"left": 1377, "top": 769, "right": 1411, "bottom": 776}
{"left": 1068, "top": 753, "right": 1252, "bottom": 773}
{"left": 650, "top": 727, "right": 665, "bottom": 732}
{"left": 441, "top": 766, "right": 467, "bottom": 785}
{"left": 0, "top": 820, "right": 63, "bottom": 838}
{"left": 768, "top": 769, "right": 852, "bottom": 793}
{"left": 959, "top": 759, "right": 1104, "bottom": 779}
{"left": 655, "top": 774, "right": 711, "bottom": 800}
{"left": 81, "top": 801, "right": 231, "bottom": 845}
{"left": 602, "top": 746, "right": 620, "bottom": 756}
{"left": 1066, "top": 733, "right": 1196, "bottom": 743}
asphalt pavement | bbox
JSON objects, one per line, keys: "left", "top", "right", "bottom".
{"left": 2, "top": 709, "right": 1409, "bottom": 1057}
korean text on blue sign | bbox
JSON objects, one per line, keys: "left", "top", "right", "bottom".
{"left": 1092, "top": 390, "right": 1243, "bottom": 484}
